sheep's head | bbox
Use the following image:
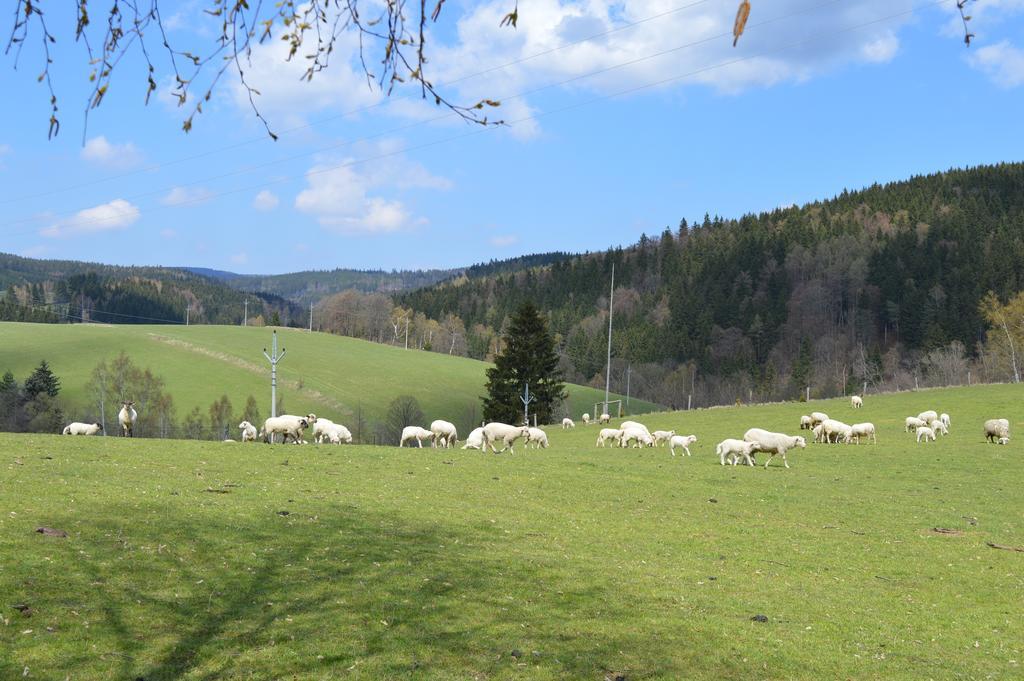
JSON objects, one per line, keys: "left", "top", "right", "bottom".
{"left": 238, "top": 421, "right": 251, "bottom": 429}
{"left": 95, "top": 423, "right": 103, "bottom": 430}
{"left": 999, "top": 437, "right": 1010, "bottom": 445}
{"left": 795, "top": 436, "right": 807, "bottom": 448}
{"left": 306, "top": 413, "right": 317, "bottom": 423}
{"left": 746, "top": 440, "right": 762, "bottom": 452}
{"left": 299, "top": 418, "right": 309, "bottom": 429}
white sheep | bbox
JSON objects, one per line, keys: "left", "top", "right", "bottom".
{"left": 917, "top": 410, "right": 938, "bottom": 424}
{"left": 799, "top": 415, "right": 813, "bottom": 430}
{"left": 669, "top": 434, "right": 697, "bottom": 457}
{"left": 717, "top": 438, "right": 759, "bottom": 466}
{"left": 929, "top": 419, "right": 949, "bottom": 437}
{"left": 998, "top": 437, "right": 1010, "bottom": 445}
{"left": 430, "top": 419, "right": 459, "bottom": 448}
{"left": 809, "top": 412, "right": 829, "bottom": 427}
{"left": 596, "top": 428, "right": 622, "bottom": 447}
{"left": 238, "top": 420, "right": 258, "bottom": 442}
{"left": 905, "top": 416, "right": 928, "bottom": 432}
{"left": 526, "top": 427, "right": 549, "bottom": 449}
{"left": 561, "top": 417, "right": 575, "bottom": 429}
{"left": 262, "top": 415, "right": 309, "bottom": 444}
{"left": 582, "top": 413, "right": 591, "bottom": 425}
{"left": 811, "top": 423, "right": 825, "bottom": 443}
{"left": 851, "top": 395, "right": 863, "bottom": 409}
{"left": 984, "top": 418, "right": 1010, "bottom": 443}
{"left": 849, "top": 422, "right": 876, "bottom": 444}
{"left": 652, "top": 429, "right": 676, "bottom": 446}
{"left": 118, "top": 401, "right": 137, "bottom": 438}
{"left": 619, "top": 428, "right": 654, "bottom": 448}
{"left": 62, "top": 422, "right": 103, "bottom": 436}
{"left": 743, "top": 428, "right": 806, "bottom": 469}
{"left": 821, "top": 419, "right": 852, "bottom": 444}
{"left": 940, "top": 413, "right": 951, "bottom": 429}
{"left": 916, "top": 426, "right": 936, "bottom": 443}
{"left": 598, "top": 413, "right": 611, "bottom": 424}
{"left": 619, "top": 420, "right": 651, "bottom": 435}
{"left": 312, "top": 418, "right": 352, "bottom": 444}
{"left": 400, "top": 426, "right": 435, "bottom": 448}
{"left": 461, "top": 427, "right": 485, "bottom": 450}
{"left": 327, "top": 424, "right": 353, "bottom": 445}
{"left": 481, "top": 422, "right": 531, "bottom": 454}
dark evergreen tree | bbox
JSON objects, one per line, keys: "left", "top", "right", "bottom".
{"left": 241, "top": 395, "right": 261, "bottom": 428}
{"left": 23, "top": 360, "right": 61, "bottom": 399}
{"left": 482, "top": 301, "right": 567, "bottom": 424}
{"left": 0, "top": 370, "right": 23, "bottom": 432}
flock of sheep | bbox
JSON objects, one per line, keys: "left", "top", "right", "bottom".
{"left": 59, "top": 394, "right": 1012, "bottom": 464}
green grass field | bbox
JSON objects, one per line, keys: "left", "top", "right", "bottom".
{"left": 1, "top": 383, "right": 1022, "bottom": 679}
{"left": 0, "top": 322, "right": 655, "bottom": 432}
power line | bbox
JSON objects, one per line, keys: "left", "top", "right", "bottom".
{"left": 1, "top": 0, "right": 950, "bottom": 238}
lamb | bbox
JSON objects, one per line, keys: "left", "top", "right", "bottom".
{"left": 481, "top": 422, "right": 531, "bottom": 454}
{"left": 400, "top": 426, "right": 435, "bottom": 448}
{"left": 526, "top": 427, "right": 549, "bottom": 449}
{"left": 809, "top": 412, "right": 829, "bottom": 428}
{"left": 598, "top": 413, "right": 611, "bottom": 424}
{"left": 312, "top": 418, "right": 352, "bottom": 444}
{"left": 430, "top": 419, "right": 459, "bottom": 448}
{"left": 262, "top": 415, "right": 309, "bottom": 444}
{"left": 743, "top": 428, "right": 806, "bottom": 469}
{"left": 849, "top": 422, "right": 876, "bottom": 444}
{"left": 562, "top": 417, "right": 575, "bottom": 429}
{"left": 118, "top": 401, "right": 137, "bottom": 438}
{"left": 940, "top": 413, "right": 951, "bottom": 429}
{"left": 717, "top": 438, "right": 759, "bottom": 466}
{"left": 811, "top": 423, "right": 825, "bottom": 443}
{"left": 326, "top": 424, "right": 353, "bottom": 445}
{"left": 238, "top": 420, "right": 258, "bottom": 442}
{"left": 62, "top": 422, "right": 102, "bottom": 436}
{"left": 821, "top": 419, "right": 852, "bottom": 444}
{"left": 851, "top": 395, "right": 863, "bottom": 409}
{"left": 917, "top": 410, "right": 938, "bottom": 424}
{"left": 799, "top": 415, "right": 813, "bottom": 430}
{"left": 669, "top": 434, "right": 697, "bottom": 457}
{"left": 582, "top": 413, "right": 591, "bottom": 425}
{"left": 905, "top": 416, "right": 927, "bottom": 432}
{"left": 929, "top": 419, "right": 949, "bottom": 437}
{"left": 619, "top": 427, "right": 654, "bottom": 448}
{"left": 916, "top": 426, "right": 936, "bottom": 443}
{"left": 596, "top": 428, "right": 622, "bottom": 447}
{"left": 984, "top": 418, "right": 1010, "bottom": 443}
{"left": 652, "top": 430, "right": 676, "bottom": 446}
{"left": 462, "top": 427, "right": 485, "bottom": 450}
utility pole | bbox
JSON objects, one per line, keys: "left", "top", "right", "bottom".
{"left": 308, "top": 302, "right": 313, "bottom": 333}
{"left": 244, "top": 299, "right": 248, "bottom": 327}
{"left": 186, "top": 304, "right": 190, "bottom": 326}
{"left": 625, "top": 363, "right": 631, "bottom": 410}
{"left": 262, "top": 330, "right": 286, "bottom": 420}
{"left": 404, "top": 317, "right": 409, "bottom": 350}
{"left": 520, "top": 383, "right": 535, "bottom": 426}
{"left": 603, "top": 263, "right": 615, "bottom": 416}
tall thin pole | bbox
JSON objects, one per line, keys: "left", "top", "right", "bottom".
{"left": 308, "top": 302, "right": 313, "bottom": 333}
{"left": 186, "top": 304, "right": 190, "bottom": 326}
{"left": 625, "top": 363, "right": 631, "bottom": 409}
{"left": 244, "top": 299, "right": 248, "bottom": 327}
{"left": 603, "top": 263, "right": 615, "bottom": 414}
{"left": 404, "top": 317, "right": 409, "bottom": 350}
{"left": 520, "top": 383, "right": 535, "bottom": 426}
{"left": 263, "top": 330, "right": 286, "bottom": 419}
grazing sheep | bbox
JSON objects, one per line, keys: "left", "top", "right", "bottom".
{"left": 238, "top": 421, "right": 258, "bottom": 442}
{"left": 326, "top": 425, "right": 353, "bottom": 445}
{"left": 743, "top": 429, "right": 806, "bottom": 469}
{"left": 930, "top": 419, "right": 949, "bottom": 437}
{"left": 312, "top": 418, "right": 352, "bottom": 444}
{"left": 596, "top": 428, "right": 623, "bottom": 447}
{"left": 481, "top": 422, "right": 531, "bottom": 454}
{"left": 598, "top": 413, "right": 611, "bottom": 424}
{"left": 62, "top": 422, "right": 102, "bottom": 436}
{"left": 262, "top": 415, "right": 309, "bottom": 444}
{"left": 619, "top": 420, "right": 651, "bottom": 435}
{"left": 809, "top": 412, "right": 829, "bottom": 428}
{"left": 526, "top": 427, "right": 549, "bottom": 449}
{"left": 821, "top": 419, "right": 852, "bottom": 444}
{"left": 717, "top": 438, "right": 759, "bottom": 466}
{"left": 799, "top": 415, "right": 813, "bottom": 430}
{"left": 462, "top": 427, "right": 485, "bottom": 450}
{"left": 652, "top": 430, "right": 676, "bottom": 446}
{"left": 849, "top": 422, "right": 876, "bottom": 444}
{"left": 984, "top": 418, "right": 1010, "bottom": 443}
{"left": 998, "top": 437, "right": 1010, "bottom": 445}
{"left": 430, "top": 419, "right": 459, "bottom": 448}
{"left": 940, "top": 413, "right": 951, "bottom": 429}
{"left": 916, "top": 426, "right": 936, "bottom": 443}
{"left": 669, "top": 434, "right": 697, "bottom": 457}
{"left": 619, "top": 427, "right": 654, "bottom": 448}
{"left": 905, "top": 416, "right": 928, "bottom": 433}
{"left": 400, "top": 426, "right": 435, "bottom": 448}
{"left": 582, "top": 413, "right": 591, "bottom": 425}
{"left": 851, "top": 395, "right": 863, "bottom": 409}
{"left": 811, "top": 423, "right": 825, "bottom": 443}
{"left": 917, "top": 410, "right": 938, "bottom": 424}
{"left": 562, "top": 417, "right": 575, "bottom": 429}
{"left": 118, "top": 401, "right": 137, "bottom": 438}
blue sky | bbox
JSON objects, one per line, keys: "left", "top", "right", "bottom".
{"left": 1, "top": 0, "right": 1023, "bottom": 273}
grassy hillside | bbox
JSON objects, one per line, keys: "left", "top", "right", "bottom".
{"left": 0, "top": 322, "right": 656, "bottom": 433}
{"left": 1, "top": 383, "right": 1021, "bottom": 679}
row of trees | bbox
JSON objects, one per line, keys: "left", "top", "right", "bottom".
{"left": 0, "top": 361, "right": 64, "bottom": 433}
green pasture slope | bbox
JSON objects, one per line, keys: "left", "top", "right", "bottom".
{"left": 0, "top": 322, "right": 655, "bottom": 427}
{"left": 1, "top": 383, "right": 1022, "bottom": 679}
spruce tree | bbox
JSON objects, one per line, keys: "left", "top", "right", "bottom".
{"left": 482, "top": 302, "right": 567, "bottom": 424}
{"left": 23, "top": 360, "right": 61, "bottom": 399}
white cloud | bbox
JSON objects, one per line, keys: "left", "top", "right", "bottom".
{"left": 968, "top": 40, "right": 1024, "bottom": 88}
{"left": 253, "top": 189, "right": 280, "bottom": 211}
{"left": 295, "top": 143, "right": 449, "bottom": 233}
{"left": 490, "top": 234, "right": 518, "bottom": 247}
{"left": 81, "top": 136, "right": 143, "bottom": 169}
{"left": 161, "top": 186, "right": 214, "bottom": 206}
{"left": 41, "top": 199, "right": 140, "bottom": 238}
{"left": 861, "top": 31, "right": 899, "bottom": 63}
